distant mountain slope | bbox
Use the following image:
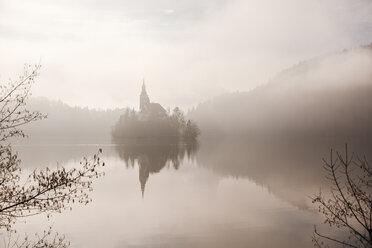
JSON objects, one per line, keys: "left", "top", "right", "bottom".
{"left": 21, "top": 97, "right": 125, "bottom": 140}
{"left": 189, "top": 44, "right": 372, "bottom": 137}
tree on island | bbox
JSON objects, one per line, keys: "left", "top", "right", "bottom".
{"left": 312, "top": 145, "right": 372, "bottom": 248}
{"left": 112, "top": 105, "right": 200, "bottom": 142}
{"left": 184, "top": 120, "right": 201, "bottom": 141}
{"left": 0, "top": 65, "right": 105, "bottom": 247}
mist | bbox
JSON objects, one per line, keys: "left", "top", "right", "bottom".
{"left": 189, "top": 45, "right": 372, "bottom": 137}
{"left": 2, "top": 1, "right": 372, "bottom": 247}
{"left": 0, "top": 0, "right": 371, "bottom": 109}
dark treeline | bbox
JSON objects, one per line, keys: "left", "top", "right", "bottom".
{"left": 17, "top": 44, "right": 372, "bottom": 141}
{"left": 15, "top": 97, "right": 200, "bottom": 144}
{"left": 189, "top": 44, "right": 372, "bottom": 138}
{"left": 112, "top": 107, "right": 200, "bottom": 142}
{"left": 18, "top": 97, "right": 124, "bottom": 141}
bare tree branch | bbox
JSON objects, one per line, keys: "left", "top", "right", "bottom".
{"left": 0, "top": 65, "right": 106, "bottom": 247}
{"left": 313, "top": 144, "right": 372, "bottom": 248}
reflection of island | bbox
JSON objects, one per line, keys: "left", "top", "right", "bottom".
{"left": 115, "top": 141, "right": 198, "bottom": 197}
{"left": 115, "top": 135, "right": 372, "bottom": 209}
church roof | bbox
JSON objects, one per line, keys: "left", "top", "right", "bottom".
{"left": 149, "top": 103, "right": 166, "bottom": 115}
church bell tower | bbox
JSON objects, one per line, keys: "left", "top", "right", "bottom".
{"left": 140, "top": 79, "right": 150, "bottom": 112}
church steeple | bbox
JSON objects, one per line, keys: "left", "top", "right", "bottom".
{"left": 142, "top": 78, "right": 146, "bottom": 93}
{"left": 140, "top": 79, "right": 150, "bottom": 112}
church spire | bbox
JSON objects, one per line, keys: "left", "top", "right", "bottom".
{"left": 140, "top": 78, "right": 150, "bottom": 112}
{"left": 142, "top": 78, "right": 146, "bottom": 93}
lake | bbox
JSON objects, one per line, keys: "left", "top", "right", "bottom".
{"left": 6, "top": 136, "right": 371, "bottom": 247}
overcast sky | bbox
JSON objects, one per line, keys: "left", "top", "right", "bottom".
{"left": 0, "top": 0, "right": 371, "bottom": 110}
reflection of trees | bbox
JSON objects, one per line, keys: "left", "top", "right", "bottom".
{"left": 115, "top": 141, "right": 198, "bottom": 197}
{"left": 196, "top": 137, "right": 372, "bottom": 210}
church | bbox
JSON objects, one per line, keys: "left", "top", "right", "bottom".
{"left": 138, "top": 81, "right": 167, "bottom": 121}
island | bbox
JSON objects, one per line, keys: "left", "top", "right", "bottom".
{"left": 112, "top": 81, "right": 200, "bottom": 143}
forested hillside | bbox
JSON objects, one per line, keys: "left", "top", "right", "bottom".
{"left": 189, "top": 44, "right": 372, "bottom": 137}
{"left": 21, "top": 97, "right": 125, "bottom": 140}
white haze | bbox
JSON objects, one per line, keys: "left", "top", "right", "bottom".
{"left": 188, "top": 46, "right": 372, "bottom": 137}
{"left": 0, "top": 0, "right": 371, "bottom": 110}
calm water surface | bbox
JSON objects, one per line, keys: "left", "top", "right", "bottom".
{"left": 7, "top": 137, "right": 371, "bottom": 248}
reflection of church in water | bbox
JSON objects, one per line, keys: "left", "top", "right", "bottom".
{"left": 115, "top": 141, "right": 198, "bottom": 197}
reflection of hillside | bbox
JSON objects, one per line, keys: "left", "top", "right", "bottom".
{"left": 197, "top": 137, "right": 372, "bottom": 209}
{"left": 115, "top": 141, "right": 198, "bottom": 197}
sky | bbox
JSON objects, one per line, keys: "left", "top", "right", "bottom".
{"left": 0, "top": 0, "right": 371, "bottom": 110}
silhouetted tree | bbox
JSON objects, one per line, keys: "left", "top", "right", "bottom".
{"left": 184, "top": 120, "right": 201, "bottom": 141}
{"left": 312, "top": 144, "right": 372, "bottom": 248}
{"left": 0, "top": 65, "right": 104, "bottom": 247}
{"left": 170, "top": 107, "right": 185, "bottom": 131}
